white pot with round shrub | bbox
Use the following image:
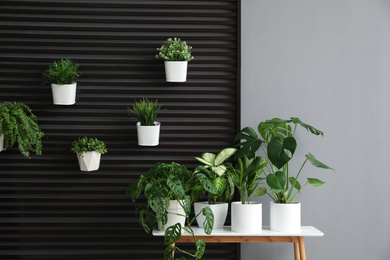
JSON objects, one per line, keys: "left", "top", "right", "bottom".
{"left": 71, "top": 137, "right": 107, "bottom": 172}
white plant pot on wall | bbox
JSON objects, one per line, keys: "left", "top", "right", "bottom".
{"left": 157, "top": 200, "right": 186, "bottom": 231}
{"left": 51, "top": 82, "right": 77, "bottom": 105}
{"left": 137, "top": 121, "right": 160, "bottom": 146}
{"left": 270, "top": 201, "right": 301, "bottom": 232}
{"left": 164, "top": 61, "right": 188, "bottom": 82}
{"left": 77, "top": 151, "right": 101, "bottom": 172}
{"left": 0, "top": 134, "right": 4, "bottom": 152}
{"left": 194, "top": 201, "right": 228, "bottom": 229}
{"left": 231, "top": 201, "right": 262, "bottom": 233}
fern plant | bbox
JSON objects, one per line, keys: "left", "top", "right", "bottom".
{"left": 0, "top": 102, "right": 44, "bottom": 157}
{"left": 127, "top": 98, "right": 164, "bottom": 126}
{"left": 43, "top": 59, "right": 80, "bottom": 85}
{"left": 70, "top": 137, "right": 107, "bottom": 154}
{"left": 156, "top": 38, "right": 194, "bottom": 61}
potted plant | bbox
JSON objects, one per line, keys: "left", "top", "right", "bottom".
{"left": 194, "top": 147, "right": 236, "bottom": 229}
{"left": 227, "top": 156, "right": 267, "bottom": 233}
{"left": 70, "top": 137, "right": 107, "bottom": 172}
{"left": 234, "top": 117, "right": 334, "bottom": 232}
{"left": 127, "top": 98, "right": 164, "bottom": 146}
{"left": 0, "top": 102, "right": 44, "bottom": 157}
{"left": 42, "top": 59, "right": 80, "bottom": 105}
{"left": 156, "top": 37, "right": 194, "bottom": 82}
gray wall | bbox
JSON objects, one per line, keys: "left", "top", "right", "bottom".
{"left": 241, "top": 1, "right": 390, "bottom": 260}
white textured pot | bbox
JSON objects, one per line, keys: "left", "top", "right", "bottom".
{"left": 231, "top": 201, "right": 262, "bottom": 233}
{"left": 157, "top": 200, "right": 186, "bottom": 231}
{"left": 270, "top": 201, "right": 301, "bottom": 232}
{"left": 77, "top": 151, "right": 101, "bottom": 172}
{"left": 194, "top": 201, "right": 228, "bottom": 229}
{"left": 51, "top": 82, "right": 77, "bottom": 105}
{"left": 0, "top": 134, "right": 4, "bottom": 152}
{"left": 164, "top": 61, "right": 188, "bottom": 82}
{"left": 136, "top": 121, "right": 160, "bottom": 146}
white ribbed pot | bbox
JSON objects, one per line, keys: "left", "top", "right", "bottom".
{"left": 270, "top": 201, "right": 301, "bottom": 232}
{"left": 164, "top": 61, "right": 188, "bottom": 82}
{"left": 157, "top": 200, "right": 186, "bottom": 231}
{"left": 231, "top": 201, "right": 262, "bottom": 233}
{"left": 0, "top": 134, "right": 4, "bottom": 152}
{"left": 51, "top": 82, "right": 77, "bottom": 105}
{"left": 76, "top": 151, "right": 101, "bottom": 172}
{"left": 194, "top": 201, "right": 228, "bottom": 229}
{"left": 136, "top": 121, "right": 160, "bottom": 146}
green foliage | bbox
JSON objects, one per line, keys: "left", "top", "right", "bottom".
{"left": 156, "top": 38, "right": 194, "bottom": 61}
{"left": 234, "top": 117, "right": 334, "bottom": 204}
{"left": 0, "top": 102, "right": 44, "bottom": 157}
{"left": 194, "top": 148, "right": 236, "bottom": 204}
{"left": 127, "top": 98, "right": 164, "bottom": 126}
{"left": 70, "top": 137, "right": 107, "bottom": 154}
{"left": 42, "top": 59, "right": 80, "bottom": 85}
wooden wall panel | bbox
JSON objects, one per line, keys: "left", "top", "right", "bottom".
{"left": 0, "top": 0, "right": 240, "bottom": 259}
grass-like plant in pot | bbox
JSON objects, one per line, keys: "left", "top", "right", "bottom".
{"left": 42, "top": 59, "right": 80, "bottom": 105}
{"left": 234, "top": 117, "right": 334, "bottom": 232}
{"left": 0, "top": 102, "right": 44, "bottom": 158}
{"left": 126, "top": 162, "right": 214, "bottom": 260}
{"left": 193, "top": 147, "right": 236, "bottom": 229}
{"left": 70, "top": 137, "right": 107, "bottom": 172}
{"left": 156, "top": 37, "right": 194, "bottom": 82}
{"left": 127, "top": 98, "right": 164, "bottom": 146}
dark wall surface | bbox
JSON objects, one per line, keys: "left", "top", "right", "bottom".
{"left": 0, "top": 1, "right": 240, "bottom": 259}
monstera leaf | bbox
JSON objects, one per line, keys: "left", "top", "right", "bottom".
{"left": 266, "top": 171, "right": 286, "bottom": 191}
{"left": 234, "top": 126, "right": 262, "bottom": 159}
{"left": 267, "top": 136, "right": 297, "bottom": 169}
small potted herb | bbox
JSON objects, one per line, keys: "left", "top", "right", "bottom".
{"left": 43, "top": 59, "right": 80, "bottom": 105}
{"left": 71, "top": 137, "right": 107, "bottom": 172}
{"left": 127, "top": 98, "right": 164, "bottom": 146}
{"left": 156, "top": 37, "right": 194, "bottom": 82}
{"left": 0, "top": 102, "right": 44, "bottom": 158}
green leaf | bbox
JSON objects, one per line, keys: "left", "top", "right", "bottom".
{"left": 234, "top": 127, "right": 262, "bottom": 159}
{"left": 254, "top": 187, "right": 267, "bottom": 197}
{"left": 307, "top": 178, "right": 326, "bottom": 187}
{"left": 164, "top": 246, "right": 175, "bottom": 260}
{"left": 182, "top": 196, "right": 191, "bottom": 216}
{"left": 196, "top": 173, "right": 217, "bottom": 194}
{"left": 291, "top": 117, "right": 323, "bottom": 136}
{"left": 195, "top": 153, "right": 215, "bottom": 166}
{"left": 213, "top": 177, "right": 227, "bottom": 197}
{"left": 306, "top": 153, "right": 335, "bottom": 171}
{"left": 214, "top": 147, "right": 236, "bottom": 166}
{"left": 266, "top": 171, "right": 286, "bottom": 191}
{"left": 212, "top": 165, "right": 227, "bottom": 177}
{"left": 202, "top": 207, "right": 214, "bottom": 235}
{"left": 289, "top": 177, "right": 302, "bottom": 191}
{"left": 267, "top": 137, "right": 297, "bottom": 169}
{"left": 167, "top": 175, "right": 185, "bottom": 198}
{"left": 195, "top": 239, "right": 206, "bottom": 259}
{"left": 164, "top": 223, "right": 182, "bottom": 245}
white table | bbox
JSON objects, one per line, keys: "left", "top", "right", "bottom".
{"left": 153, "top": 226, "right": 324, "bottom": 260}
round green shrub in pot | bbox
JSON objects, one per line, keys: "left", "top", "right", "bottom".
{"left": 71, "top": 137, "right": 107, "bottom": 172}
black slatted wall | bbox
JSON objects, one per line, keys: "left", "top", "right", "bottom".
{"left": 0, "top": 0, "right": 241, "bottom": 259}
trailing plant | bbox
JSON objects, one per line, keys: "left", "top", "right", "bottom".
{"left": 194, "top": 148, "right": 237, "bottom": 204}
{"left": 234, "top": 117, "right": 334, "bottom": 204}
{"left": 156, "top": 38, "right": 194, "bottom": 61}
{"left": 227, "top": 155, "right": 267, "bottom": 204}
{"left": 70, "top": 137, "right": 107, "bottom": 154}
{"left": 127, "top": 98, "right": 164, "bottom": 126}
{"left": 42, "top": 59, "right": 80, "bottom": 85}
{"left": 0, "top": 102, "right": 44, "bottom": 157}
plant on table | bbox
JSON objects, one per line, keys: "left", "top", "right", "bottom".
{"left": 126, "top": 98, "right": 164, "bottom": 126}
{"left": 234, "top": 117, "right": 334, "bottom": 203}
{"left": 0, "top": 101, "right": 44, "bottom": 157}
{"left": 42, "top": 59, "right": 80, "bottom": 85}
{"left": 156, "top": 38, "right": 194, "bottom": 61}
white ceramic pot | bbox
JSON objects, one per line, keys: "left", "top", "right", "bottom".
{"left": 77, "top": 151, "right": 101, "bottom": 172}
{"left": 51, "top": 82, "right": 77, "bottom": 105}
{"left": 136, "top": 121, "right": 160, "bottom": 146}
{"left": 0, "top": 134, "right": 4, "bottom": 152}
{"left": 157, "top": 200, "right": 186, "bottom": 231}
{"left": 231, "top": 201, "right": 262, "bottom": 233}
{"left": 270, "top": 201, "right": 301, "bottom": 232}
{"left": 164, "top": 61, "right": 188, "bottom": 82}
{"left": 194, "top": 201, "right": 228, "bottom": 229}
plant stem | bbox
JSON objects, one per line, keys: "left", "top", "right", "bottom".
{"left": 286, "top": 158, "right": 308, "bottom": 202}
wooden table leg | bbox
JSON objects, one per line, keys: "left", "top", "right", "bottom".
{"left": 294, "top": 242, "right": 301, "bottom": 260}
{"left": 298, "top": 237, "right": 306, "bottom": 260}
{"left": 169, "top": 243, "right": 175, "bottom": 259}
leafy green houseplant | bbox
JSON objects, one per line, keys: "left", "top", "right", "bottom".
{"left": 126, "top": 162, "right": 213, "bottom": 260}
{"left": 42, "top": 59, "right": 80, "bottom": 105}
{"left": 71, "top": 137, "right": 107, "bottom": 172}
{"left": 0, "top": 102, "right": 44, "bottom": 158}
{"left": 127, "top": 98, "right": 164, "bottom": 146}
{"left": 156, "top": 38, "right": 194, "bottom": 82}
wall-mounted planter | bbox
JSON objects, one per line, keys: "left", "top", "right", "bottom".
{"left": 0, "top": 134, "right": 4, "bottom": 152}
{"left": 157, "top": 200, "right": 186, "bottom": 231}
{"left": 77, "top": 151, "right": 101, "bottom": 172}
{"left": 231, "top": 201, "right": 262, "bottom": 233}
{"left": 270, "top": 201, "right": 301, "bottom": 232}
{"left": 137, "top": 121, "right": 160, "bottom": 146}
{"left": 51, "top": 82, "right": 77, "bottom": 105}
{"left": 164, "top": 61, "right": 188, "bottom": 82}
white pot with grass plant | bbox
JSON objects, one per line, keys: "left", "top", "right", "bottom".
{"left": 229, "top": 156, "right": 267, "bottom": 233}
{"left": 156, "top": 37, "right": 194, "bottom": 82}
{"left": 234, "top": 117, "right": 335, "bottom": 232}
{"left": 127, "top": 98, "right": 164, "bottom": 146}
{"left": 71, "top": 137, "right": 107, "bottom": 172}
{"left": 194, "top": 147, "right": 236, "bottom": 229}
{"left": 43, "top": 59, "right": 80, "bottom": 105}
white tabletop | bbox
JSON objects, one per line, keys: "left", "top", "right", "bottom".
{"left": 153, "top": 226, "right": 324, "bottom": 237}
